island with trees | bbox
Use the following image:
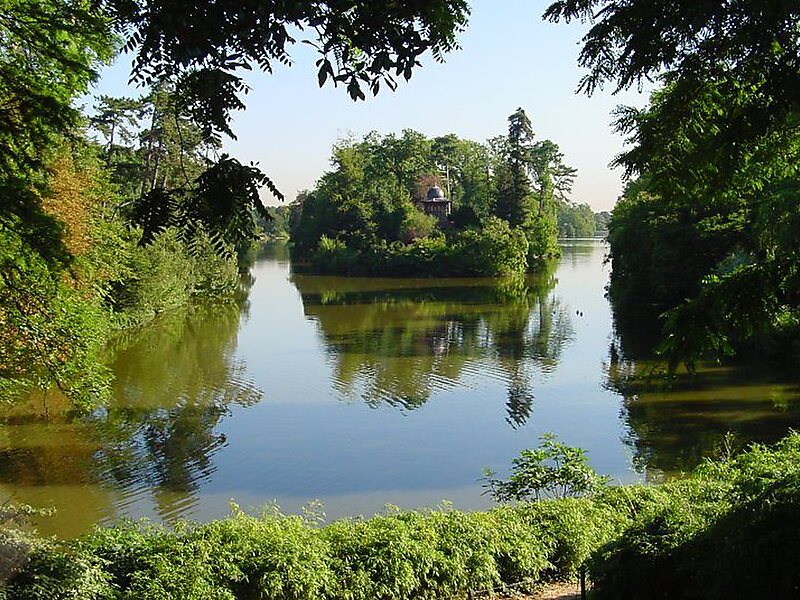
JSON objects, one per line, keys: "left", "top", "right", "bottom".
{"left": 289, "top": 108, "right": 576, "bottom": 277}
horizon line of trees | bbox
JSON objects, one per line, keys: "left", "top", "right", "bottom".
{"left": 260, "top": 201, "right": 609, "bottom": 241}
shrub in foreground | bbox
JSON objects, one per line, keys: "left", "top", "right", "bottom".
{"left": 589, "top": 434, "right": 800, "bottom": 599}
{"left": 1, "top": 500, "right": 626, "bottom": 599}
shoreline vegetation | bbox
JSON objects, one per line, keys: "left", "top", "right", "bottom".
{"left": 2, "top": 433, "right": 799, "bottom": 599}
{"left": 0, "top": 134, "right": 255, "bottom": 409}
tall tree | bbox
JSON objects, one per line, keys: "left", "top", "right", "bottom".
{"left": 496, "top": 108, "right": 535, "bottom": 227}
{"left": 493, "top": 109, "right": 574, "bottom": 258}
{"left": 90, "top": 96, "right": 144, "bottom": 164}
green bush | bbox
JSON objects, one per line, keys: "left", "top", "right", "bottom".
{"left": 108, "top": 229, "right": 195, "bottom": 326}
{"left": 525, "top": 212, "right": 560, "bottom": 264}
{"left": 483, "top": 432, "right": 609, "bottom": 502}
{"left": 588, "top": 434, "right": 800, "bottom": 599}
{"left": 310, "top": 235, "right": 360, "bottom": 275}
{"left": 187, "top": 229, "right": 240, "bottom": 298}
{"left": 514, "top": 495, "right": 630, "bottom": 580}
{"left": 2, "top": 501, "right": 608, "bottom": 599}
{"left": 0, "top": 215, "right": 111, "bottom": 407}
{"left": 108, "top": 227, "right": 240, "bottom": 327}
{"left": 450, "top": 217, "right": 529, "bottom": 277}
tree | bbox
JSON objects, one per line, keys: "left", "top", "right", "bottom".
{"left": 483, "top": 433, "right": 608, "bottom": 502}
{"left": 0, "top": 0, "right": 115, "bottom": 404}
{"left": 259, "top": 205, "right": 291, "bottom": 240}
{"left": 90, "top": 96, "right": 144, "bottom": 164}
{"left": 0, "top": 0, "right": 113, "bottom": 178}
{"left": 134, "top": 86, "right": 218, "bottom": 194}
{"left": 546, "top": 0, "right": 800, "bottom": 364}
{"left": 496, "top": 108, "right": 535, "bottom": 227}
{"left": 494, "top": 109, "right": 575, "bottom": 259}
{"left": 530, "top": 140, "right": 576, "bottom": 211}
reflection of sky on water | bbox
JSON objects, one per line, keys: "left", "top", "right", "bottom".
{"left": 2, "top": 239, "right": 800, "bottom": 537}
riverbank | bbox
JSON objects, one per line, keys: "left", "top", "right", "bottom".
{"left": 3, "top": 433, "right": 799, "bottom": 598}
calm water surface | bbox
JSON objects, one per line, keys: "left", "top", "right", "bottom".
{"left": 3, "top": 239, "right": 800, "bottom": 537}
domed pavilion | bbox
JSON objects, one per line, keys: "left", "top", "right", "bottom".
{"left": 416, "top": 185, "right": 451, "bottom": 222}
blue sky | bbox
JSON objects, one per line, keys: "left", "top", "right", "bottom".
{"left": 90, "top": 1, "right": 651, "bottom": 211}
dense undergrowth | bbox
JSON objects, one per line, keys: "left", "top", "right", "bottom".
{"left": 311, "top": 217, "right": 530, "bottom": 278}
{"left": 3, "top": 434, "right": 800, "bottom": 599}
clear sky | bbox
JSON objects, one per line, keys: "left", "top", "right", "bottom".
{"left": 90, "top": 1, "right": 650, "bottom": 211}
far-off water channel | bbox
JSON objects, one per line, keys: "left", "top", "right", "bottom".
{"left": 2, "top": 239, "right": 800, "bottom": 537}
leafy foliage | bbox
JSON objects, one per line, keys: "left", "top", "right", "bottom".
{"left": 185, "top": 154, "right": 277, "bottom": 252}
{"left": 258, "top": 204, "right": 292, "bottom": 240}
{"left": 93, "top": 87, "right": 278, "bottom": 253}
{"left": 0, "top": 0, "right": 113, "bottom": 177}
{"left": 102, "top": 0, "right": 470, "bottom": 140}
{"left": 544, "top": 0, "right": 800, "bottom": 100}
{"left": 547, "top": 0, "right": 800, "bottom": 364}
{"left": 0, "top": 214, "right": 111, "bottom": 407}
{"left": 450, "top": 217, "right": 529, "bottom": 277}
{"left": 2, "top": 501, "right": 621, "bottom": 599}
{"left": 129, "top": 187, "right": 180, "bottom": 245}
{"left": 607, "top": 79, "right": 800, "bottom": 366}
{"left": 0, "top": 1, "right": 115, "bottom": 405}
{"left": 0, "top": 141, "right": 243, "bottom": 404}
{"left": 589, "top": 434, "right": 800, "bottom": 599}
{"left": 9, "top": 434, "right": 800, "bottom": 598}
{"left": 483, "top": 433, "right": 609, "bottom": 502}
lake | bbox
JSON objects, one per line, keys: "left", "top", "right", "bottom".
{"left": 2, "top": 239, "right": 800, "bottom": 537}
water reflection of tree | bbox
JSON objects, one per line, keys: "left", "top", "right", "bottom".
{"left": 92, "top": 303, "right": 262, "bottom": 521}
{"left": 604, "top": 313, "right": 800, "bottom": 478}
{"left": 292, "top": 263, "right": 574, "bottom": 426}
{"left": 484, "top": 272, "right": 573, "bottom": 428}
{"left": 0, "top": 301, "right": 261, "bottom": 533}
